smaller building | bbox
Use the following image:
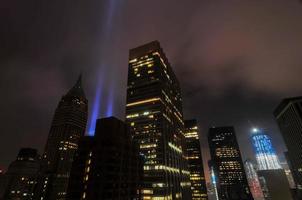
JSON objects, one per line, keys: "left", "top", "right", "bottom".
{"left": 257, "top": 169, "right": 293, "bottom": 200}
{"left": 0, "top": 148, "right": 40, "bottom": 200}
{"left": 208, "top": 126, "right": 253, "bottom": 200}
{"left": 244, "top": 159, "right": 264, "bottom": 200}
{"left": 280, "top": 161, "right": 296, "bottom": 189}
{"left": 184, "top": 120, "right": 208, "bottom": 200}
{"left": 67, "top": 117, "right": 143, "bottom": 200}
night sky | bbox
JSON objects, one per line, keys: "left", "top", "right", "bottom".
{"left": 1, "top": 0, "right": 302, "bottom": 182}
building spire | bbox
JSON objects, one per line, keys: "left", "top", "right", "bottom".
{"left": 66, "top": 74, "right": 86, "bottom": 98}
{"left": 76, "top": 73, "right": 82, "bottom": 86}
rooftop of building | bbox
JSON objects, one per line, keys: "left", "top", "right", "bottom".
{"left": 273, "top": 96, "right": 302, "bottom": 116}
{"left": 184, "top": 119, "right": 197, "bottom": 128}
{"left": 66, "top": 74, "right": 86, "bottom": 99}
{"left": 95, "top": 116, "right": 129, "bottom": 140}
{"left": 129, "top": 40, "right": 161, "bottom": 59}
{"left": 128, "top": 40, "right": 181, "bottom": 94}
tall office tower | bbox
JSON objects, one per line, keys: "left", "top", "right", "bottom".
{"left": 274, "top": 96, "right": 302, "bottom": 191}
{"left": 0, "top": 148, "right": 40, "bottom": 200}
{"left": 67, "top": 117, "right": 143, "bottom": 200}
{"left": 251, "top": 128, "right": 281, "bottom": 170}
{"left": 244, "top": 160, "right": 264, "bottom": 200}
{"left": 208, "top": 126, "right": 253, "bottom": 200}
{"left": 184, "top": 120, "right": 208, "bottom": 200}
{"left": 125, "top": 41, "right": 191, "bottom": 199}
{"left": 36, "top": 75, "right": 88, "bottom": 200}
{"left": 250, "top": 129, "right": 292, "bottom": 200}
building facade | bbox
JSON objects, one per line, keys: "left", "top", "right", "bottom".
{"left": 0, "top": 148, "right": 40, "bottom": 200}
{"left": 67, "top": 117, "right": 143, "bottom": 200}
{"left": 208, "top": 126, "right": 253, "bottom": 200}
{"left": 250, "top": 128, "right": 292, "bottom": 200}
{"left": 257, "top": 169, "right": 293, "bottom": 200}
{"left": 280, "top": 161, "right": 296, "bottom": 189}
{"left": 274, "top": 96, "right": 302, "bottom": 191}
{"left": 184, "top": 120, "right": 208, "bottom": 200}
{"left": 244, "top": 160, "right": 264, "bottom": 200}
{"left": 125, "top": 41, "right": 191, "bottom": 199}
{"left": 251, "top": 129, "right": 281, "bottom": 170}
{"left": 35, "top": 75, "right": 88, "bottom": 200}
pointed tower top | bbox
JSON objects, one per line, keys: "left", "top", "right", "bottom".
{"left": 66, "top": 74, "right": 86, "bottom": 98}
{"left": 77, "top": 73, "right": 82, "bottom": 84}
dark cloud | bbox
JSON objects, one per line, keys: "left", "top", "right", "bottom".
{"left": 1, "top": 0, "right": 302, "bottom": 183}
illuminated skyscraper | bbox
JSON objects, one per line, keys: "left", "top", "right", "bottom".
{"left": 35, "top": 75, "right": 88, "bottom": 200}
{"left": 251, "top": 129, "right": 292, "bottom": 200}
{"left": 184, "top": 120, "right": 208, "bottom": 200}
{"left": 125, "top": 41, "right": 191, "bottom": 199}
{"left": 274, "top": 96, "right": 302, "bottom": 192}
{"left": 208, "top": 126, "right": 253, "bottom": 200}
{"left": 67, "top": 117, "right": 143, "bottom": 200}
{"left": 244, "top": 160, "right": 265, "bottom": 200}
{"left": 0, "top": 148, "right": 40, "bottom": 199}
{"left": 251, "top": 128, "right": 281, "bottom": 170}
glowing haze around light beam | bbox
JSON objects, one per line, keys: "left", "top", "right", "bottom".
{"left": 105, "top": 89, "right": 114, "bottom": 117}
{"left": 88, "top": 86, "right": 102, "bottom": 136}
{"left": 87, "top": 0, "right": 123, "bottom": 136}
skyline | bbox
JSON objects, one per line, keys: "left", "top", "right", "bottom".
{"left": 1, "top": 0, "right": 302, "bottom": 183}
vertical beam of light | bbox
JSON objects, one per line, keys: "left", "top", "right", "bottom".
{"left": 88, "top": 0, "right": 123, "bottom": 128}
{"left": 87, "top": 86, "right": 102, "bottom": 136}
{"left": 105, "top": 0, "right": 117, "bottom": 28}
{"left": 101, "top": 0, "right": 123, "bottom": 39}
{"left": 102, "top": 0, "right": 118, "bottom": 116}
{"left": 105, "top": 88, "right": 114, "bottom": 117}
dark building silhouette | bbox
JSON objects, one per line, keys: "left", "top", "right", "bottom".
{"left": 0, "top": 148, "right": 40, "bottom": 200}
{"left": 184, "top": 120, "right": 208, "bottom": 200}
{"left": 35, "top": 75, "right": 88, "bottom": 200}
{"left": 283, "top": 152, "right": 297, "bottom": 189}
{"left": 274, "top": 96, "right": 302, "bottom": 195}
{"left": 125, "top": 41, "right": 191, "bottom": 199}
{"left": 67, "top": 117, "right": 143, "bottom": 200}
{"left": 208, "top": 126, "right": 253, "bottom": 200}
{"left": 257, "top": 169, "right": 292, "bottom": 200}
{"left": 284, "top": 152, "right": 301, "bottom": 200}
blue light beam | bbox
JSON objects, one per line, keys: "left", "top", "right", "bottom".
{"left": 105, "top": 89, "right": 114, "bottom": 117}
{"left": 87, "top": 86, "right": 102, "bottom": 136}
{"left": 88, "top": 0, "right": 123, "bottom": 129}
